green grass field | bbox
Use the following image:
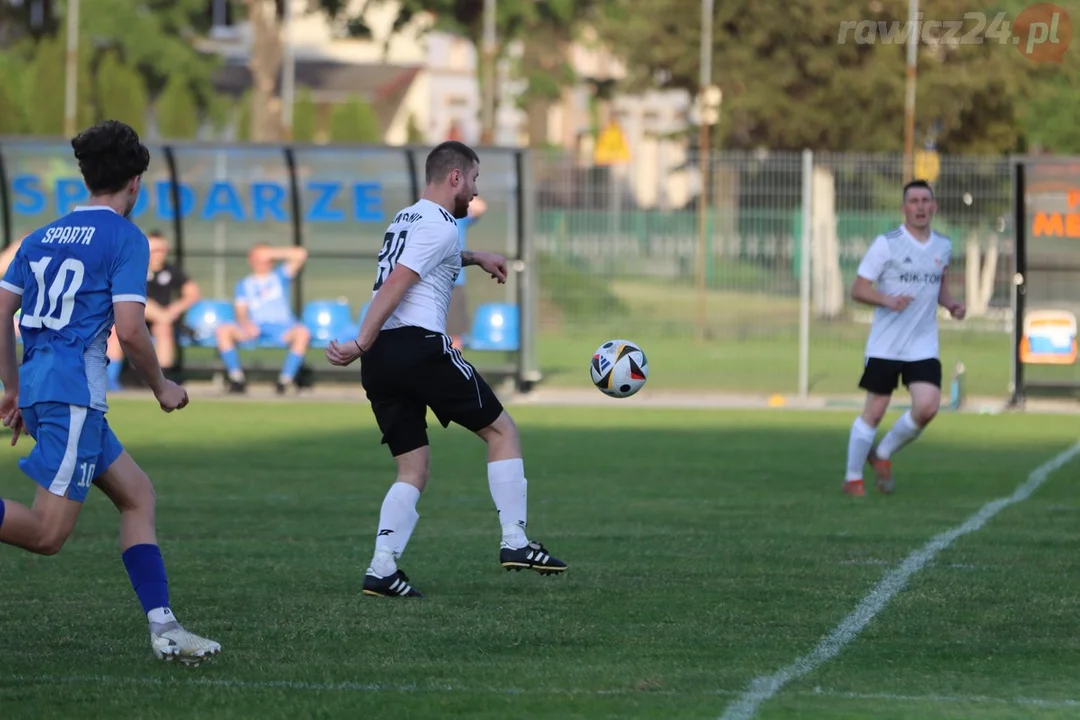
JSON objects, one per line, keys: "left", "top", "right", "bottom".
{"left": 1, "top": 399, "right": 1079, "bottom": 719}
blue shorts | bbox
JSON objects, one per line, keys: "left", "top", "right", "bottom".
{"left": 258, "top": 323, "right": 295, "bottom": 345}
{"left": 19, "top": 402, "right": 125, "bottom": 503}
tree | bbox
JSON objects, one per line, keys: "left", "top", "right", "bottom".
{"left": 329, "top": 96, "right": 381, "bottom": 144}
{"left": 406, "top": 112, "right": 425, "bottom": 144}
{"left": 0, "top": 51, "right": 28, "bottom": 133}
{"left": 362, "top": 0, "right": 609, "bottom": 145}
{"left": 234, "top": 90, "right": 254, "bottom": 142}
{"left": 292, "top": 88, "right": 320, "bottom": 143}
{"left": 244, "top": 0, "right": 285, "bottom": 142}
{"left": 95, "top": 50, "right": 150, "bottom": 136}
{"left": 155, "top": 76, "right": 200, "bottom": 140}
{"left": 597, "top": 0, "right": 1042, "bottom": 154}
{"left": 23, "top": 33, "right": 92, "bottom": 136}
{"left": 4, "top": 0, "right": 221, "bottom": 114}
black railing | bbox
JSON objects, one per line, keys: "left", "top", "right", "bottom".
{"left": 0, "top": 138, "right": 534, "bottom": 388}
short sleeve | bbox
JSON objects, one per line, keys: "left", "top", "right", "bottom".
{"left": 856, "top": 236, "right": 890, "bottom": 282}
{"left": 397, "top": 220, "right": 457, "bottom": 279}
{"left": 234, "top": 278, "right": 249, "bottom": 304}
{"left": 169, "top": 263, "right": 191, "bottom": 289}
{"left": 111, "top": 230, "right": 150, "bottom": 304}
{"left": 456, "top": 217, "right": 472, "bottom": 251}
{"left": 275, "top": 263, "right": 293, "bottom": 283}
{"left": 0, "top": 249, "right": 25, "bottom": 296}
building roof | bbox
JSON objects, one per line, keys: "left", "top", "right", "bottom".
{"left": 212, "top": 59, "right": 421, "bottom": 130}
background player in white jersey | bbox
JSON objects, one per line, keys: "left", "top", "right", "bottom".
{"left": 843, "top": 180, "right": 966, "bottom": 496}
{"left": 325, "top": 141, "right": 567, "bottom": 598}
{"left": 0, "top": 121, "right": 221, "bottom": 664}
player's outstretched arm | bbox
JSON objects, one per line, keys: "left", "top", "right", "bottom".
{"left": 461, "top": 250, "right": 508, "bottom": 283}
{"left": 115, "top": 302, "right": 188, "bottom": 412}
{"left": 326, "top": 265, "right": 420, "bottom": 366}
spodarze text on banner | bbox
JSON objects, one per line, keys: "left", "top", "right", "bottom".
{"left": 9, "top": 174, "right": 386, "bottom": 223}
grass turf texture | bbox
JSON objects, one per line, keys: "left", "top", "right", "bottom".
{"left": 1, "top": 400, "right": 1079, "bottom": 719}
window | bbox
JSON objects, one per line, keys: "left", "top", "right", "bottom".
{"left": 208, "top": 0, "right": 237, "bottom": 38}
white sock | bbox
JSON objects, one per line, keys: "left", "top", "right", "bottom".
{"left": 488, "top": 458, "right": 529, "bottom": 549}
{"left": 846, "top": 416, "right": 877, "bottom": 481}
{"left": 369, "top": 482, "right": 421, "bottom": 577}
{"left": 148, "top": 607, "right": 178, "bottom": 632}
{"left": 228, "top": 369, "right": 245, "bottom": 382}
{"left": 876, "top": 410, "right": 922, "bottom": 460}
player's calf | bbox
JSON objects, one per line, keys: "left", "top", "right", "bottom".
{"left": 276, "top": 325, "right": 311, "bottom": 395}
{"left": 215, "top": 323, "right": 248, "bottom": 392}
{"left": 0, "top": 497, "right": 78, "bottom": 555}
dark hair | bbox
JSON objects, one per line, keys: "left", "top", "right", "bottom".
{"left": 425, "top": 141, "right": 479, "bottom": 185}
{"left": 146, "top": 228, "right": 164, "bottom": 238}
{"left": 903, "top": 179, "right": 934, "bottom": 200}
{"left": 71, "top": 120, "right": 150, "bottom": 195}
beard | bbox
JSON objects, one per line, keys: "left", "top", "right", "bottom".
{"left": 453, "top": 192, "right": 471, "bottom": 219}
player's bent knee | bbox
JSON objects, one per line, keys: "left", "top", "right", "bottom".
{"left": 861, "top": 394, "right": 890, "bottom": 427}
{"left": 912, "top": 402, "right": 938, "bottom": 426}
{"left": 94, "top": 453, "right": 157, "bottom": 514}
{"left": 393, "top": 446, "right": 431, "bottom": 489}
{"left": 33, "top": 528, "right": 72, "bottom": 556}
{"left": 215, "top": 323, "right": 235, "bottom": 346}
{"left": 475, "top": 411, "right": 522, "bottom": 458}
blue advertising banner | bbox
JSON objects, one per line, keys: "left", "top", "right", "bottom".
{"left": 9, "top": 174, "right": 385, "bottom": 223}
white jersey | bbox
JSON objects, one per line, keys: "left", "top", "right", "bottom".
{"left": 857, "top": 225, "right": 952, "bottom": 362}
{"left": 373, "top": 199, "right": 462, "bottom": 334}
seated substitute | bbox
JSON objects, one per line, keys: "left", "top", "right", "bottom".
{"left": 105, "top": 231, "right": 200, "bottom": 389}
{"left": 214, "top": 243, "right": 310, "bottom": 395}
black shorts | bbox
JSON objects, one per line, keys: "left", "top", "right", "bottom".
{"left": 858, "top": 357, "right": 942, "bottom": 395}
{"left": 360, "top": 326, "right": 504, "bottom": 456}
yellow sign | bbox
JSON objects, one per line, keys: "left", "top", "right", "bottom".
{"left": 914, "top": 149, "right": 940, "bottom": 184}
{"left": 593, "top": 121, "right": 630, "bottom": 166}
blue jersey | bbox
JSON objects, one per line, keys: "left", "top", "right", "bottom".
{"left": 1, "top": 206, "right": 149, "bottom": 413}
{"left": 235, "top": 264, "right": 295, "bottom": 326}
{"left": 454, "top": 216, "right": 473, "bottom": 287}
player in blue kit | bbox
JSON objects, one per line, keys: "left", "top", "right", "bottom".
{"left": 214, "top": 243, "right": 311, "bottom": 395}
{"left": 0, "top": 121, "right": 221, "bottom": 665}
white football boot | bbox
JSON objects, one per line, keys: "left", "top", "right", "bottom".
{"left": 151, "top": 625, "right": 222, "bottom": 666}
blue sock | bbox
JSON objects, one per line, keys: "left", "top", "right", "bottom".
{"left": 0, "top": 498, "right": 6, "bottom": 530}
{"left": 122, "top": 544, "right": 171, "bottom": 618}
{"left": 280, "top": 351, "right": 304, "bottom": 382}
{"left": 221, "top": 348, "right": 243, "bottom": 375}
{"left": 106, "top": 359, "right": 123, "bottom": 387}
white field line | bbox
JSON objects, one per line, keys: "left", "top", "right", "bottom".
{"left": 717, "top": 441, "right": 1080, "bottom": 720}
{"left": 4, "top": 674, "right": 1080, "bottom": 711}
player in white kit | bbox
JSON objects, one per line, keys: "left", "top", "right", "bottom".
{"left": 325, "top": 141, "right": 567, "bottom": 597}
{"left": 843, "top": 180, "right": 966, "bottom": 496}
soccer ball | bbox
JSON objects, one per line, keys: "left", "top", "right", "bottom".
{"left": 590, "top": 339, "right": 649, "bottom": 398}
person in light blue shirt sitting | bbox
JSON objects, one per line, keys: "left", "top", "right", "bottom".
{"left": 214, "top": 243, "right": 310, "bottom": 395}
{"left": 448, "top": 195, "right": 487, "bottom": 349}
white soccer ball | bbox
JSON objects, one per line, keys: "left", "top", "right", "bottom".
{"left": 590, "top": 339, "right": 649, "bottom": 398}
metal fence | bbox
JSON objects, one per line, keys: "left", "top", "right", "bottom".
{"left": 0, "top": 138, "right": 539, "bottom": 387}
{"left": 0, "top": 138, "right": 1026, "bottom": 398}
{"left": 530, "top": 150, "right": 1017, "bottom": 398}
